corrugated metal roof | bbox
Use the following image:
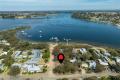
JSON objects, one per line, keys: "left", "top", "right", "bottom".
{"left": 26, "top": 49, "right": 42, "bottom": 64}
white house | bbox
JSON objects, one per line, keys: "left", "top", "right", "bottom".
{"left": 22, "top": 64, "right": 43, "bottom": 73}
{"left": 72, "top": 48, "right": 78, "bottom": 54}
{"left": 104, "top": 52, "right": 111, "bottom": 57}
{"left": 104, "top": 56, "right": 109, "bottom": 61}
{"left": 115, "top": 57, "right": 120, "bottom": 63}
{"left": 14, "top": 51, "right": 22, "bottom": 58}
{"left": 22, "top": 49, "right": 43, "bottom": 73}
{"left": 98, "top": 59, "right": 108, "bottom": 66}
{"left": 12, "top": 63, "right": 22, "bottom": 68}
{"left": 70, "top": 57, "right": 77, "bottom": 63}
{"left": 0, "top": 40, "right": 10, "bottom": 46}
{"left": 80, "top": 48, "right": 87, "bottom": 54}
{"left": 0, "top": 51, "right": 7, "bottom": 56}
{"left": 88, "top": 61, "right": 96, "bottom": 69}
{"left": 26, "top": 49, "right": 42, "bottom": 64}
{"left": 81, "top": 62, "right": 88, "bottom": 68}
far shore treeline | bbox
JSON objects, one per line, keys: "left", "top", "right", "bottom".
{"left": 72, "top": 12, "right": 120, "bottom": 25}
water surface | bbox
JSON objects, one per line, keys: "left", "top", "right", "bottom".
{"left": 0, "top": 13, "right": 120, "bottom": 47}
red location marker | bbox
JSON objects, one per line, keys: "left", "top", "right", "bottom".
{"left": 57, "top": 53, "right": 65, "bottom": 64}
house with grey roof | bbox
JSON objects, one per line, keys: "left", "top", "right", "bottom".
{"left": 25, "top": 49, "right": 42, "bottom": 65}
{"left": 22, "top": 49, "right": 43, "bottom": 73}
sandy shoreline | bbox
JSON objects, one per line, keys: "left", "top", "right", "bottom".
{"left": 17, "top": 37, "right": 114, "bottom": 49}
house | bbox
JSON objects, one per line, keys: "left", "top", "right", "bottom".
{"left": 80, "top": 48, "right": 87, "bottom": 54}
{"left": 22, "top": 49, "right": 43, "bottom": 73}
{"left": 14, "top": 51, "right": 22, "bottom": 58}
{"left": 104, "top": 52, "right": 111, "bottom": 57}
{"left": 0, "top": 51, "right": 7, "bottom": 56}
{"left": 98, "top": 59, "right": 108, "bottom": 66}
{"left": 22, "top": 64, "right": 43, "bottom": 73}
{"left": 0, "top": 40, "right": 10, "bottom": 46}
{"left": 26, "top": 49, "right": 42, "bottom": 65}
{"left": 104, "top": 56, "right": 109, "bottom": 61}
{"left": 22, "top": 51, "right": 29, "bottom": 59}
{"left": 13, "top": 51, "right": 23, "bottom": 62}
{"left": 70, "top": 57, "right": 77, "bottom": 63}
{"left": 81, "top": 62, "right": 89, "bottom": 68}
{"left": 12, "top": 63, "right": 22, "bottom": 68}
{"left": 94, "top": 49, "right": 101, "bottom": 57}
{"left": 115, "top": 57, "right": 120, "bottom": 64}
{"left": 108, "top": 60, "right": 116, "bottom": 65}
{"left": 0, "top": 64, "right": 4, "bottom": 71}
{"left": 72, "top": 48, "right": 78, "bottom": 54}
{"left": 88, "top": 61, "right": 96, "bottom": 69}
{"left": 0, "top": 40, "right": 7, "bottom": 43}
{"left": 0, "top": 59, "right": 4, "bottom": 70}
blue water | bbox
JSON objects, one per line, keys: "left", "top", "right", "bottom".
{"left": 0, "top": 13, "right": 120, "bottom": 47}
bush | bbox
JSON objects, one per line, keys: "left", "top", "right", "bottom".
{"left": 109, "top": 75, "right": 120, "bottom": 80}
{"left": 2, "top": 56, "right": 14, "bottom": 67}
{"left": 8, "top": 66, "right": 21, "bottom": 76}
{"left": 84, "top": 76, "right": 97, "bottom": 80}
{"left": 95, "top": 63, "right": 105, "bottom": 73}
{"left": 57, "top": 78, "right": 69, "bottom": 80}
{"left": 53, "top": 62, "right": 77, "bottom": 74}
{"left": 42, "top": 50, "right": 50, "bottom": 63}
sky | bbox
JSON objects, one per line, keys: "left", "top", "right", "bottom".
{"left": 0, "top": 0, "right": 120, "bottom": 11}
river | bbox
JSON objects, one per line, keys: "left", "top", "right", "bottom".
{"left": 0, "top": 12, "right": 120, "bottom": 47}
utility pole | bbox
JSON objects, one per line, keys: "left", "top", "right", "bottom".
{"left": 64, "top": 38, "right": 71, "bottom": 46}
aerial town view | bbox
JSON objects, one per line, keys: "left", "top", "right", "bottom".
{"left": 0, "top": 0, "right": 120, "bottom": 80}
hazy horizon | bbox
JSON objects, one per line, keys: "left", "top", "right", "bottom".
{"left": 0, "top": 0, "right": 120, "bottom": 11}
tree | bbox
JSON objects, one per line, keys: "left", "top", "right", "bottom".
{"left": 88, "top": 49, "right": 94, "bottom": 53}
{"left": 42, "top": 50, "right": 50, "bottom": 63}
{"left": 3, "top": 56, "right": 14, "bottom": 67}
{"left": 7, "top": 50, "right": 13, "bottom": 56}
{"left": 53, "top": 62, "right": 77, "bottom": 74}
{"left": 82, "top": 53, "right": 92, "bottom": 61}
{"left": 100, "top": 76, "right": 111, "bottom": 80}
{"left": 3, "top": 46, "right": 10, "bottom": 51}
{"left": 0, "top": 69, "right": 3, "bottom": 73}
{"left": 108, "top": 49, "right": 119, "bottom": 56}
{"left": 109, "top": 75, "right": 120, "bottom": 80}
{"left": 95, "top": 63, "right": 105, "bottom": 73}
{"left": 28, "top": 51, "right": 32, "bottom": 55}
{"left": 8, "top": 66, "right": 21, "bottom": 76}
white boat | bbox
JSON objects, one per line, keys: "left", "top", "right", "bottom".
{"left": 21, "top": 31, "right": 25, "bottom": 33}
{"left": 40, "top": 35, "right": 42, "bottom": 38}
{"left": 54, "top": 37, "right": 58, "bottom": 39}
{"left": 39, "top": 30, "right": 42, "bottom": 33}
